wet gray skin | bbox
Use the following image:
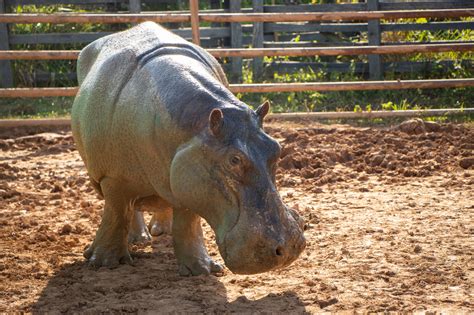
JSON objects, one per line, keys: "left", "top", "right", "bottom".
{"left": 71, "top": 22, "right": 305, "bottom": 276}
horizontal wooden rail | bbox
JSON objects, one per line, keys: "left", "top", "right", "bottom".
{"left": 0, "top": 13, "right": 189, "bottom": 24}
{"left": 230, "top": 79, "right": 474, "bottom": 93}
{"left": 0, "top": 43, "right": 472, "bottom": 60}
{"left": 0, "top": 118, "right": 72, "bottom": 127}
{"left": 2, "top": 0, "right": 473, "bottom": 10}
{"left": 0, "top": 87, "right": 78, "bottom": 97}
{"left": 0, "top": 51, "right": 80, "bottom": 60}
{"left": 202, "top": 9, "right": 474, "bottom": 23}
{"left": 1, "top": 108, "right": 472, "bottom": 128}
{"left": 208, "top": 43, "right": 474, "bottom": 57}
{"left": 268, "top": 108, "right": 474, "bottom": 121}
{"left": 0, "top": 79, "right": 472, "bottom": 98}
{"left": 0, "top": 9, "right": 472, "bottom": 24}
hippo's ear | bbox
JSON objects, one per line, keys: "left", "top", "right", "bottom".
{"left": 209, "top": 108, "right": 224, "bottom": 137}
{"left": 256, "top": 100, "right": 270, "bottom": 124}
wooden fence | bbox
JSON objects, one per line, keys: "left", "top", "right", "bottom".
{"left": 2, "top": 108, "right": 474, "bottom": 128}
{"left": 1, "top": 0, "right": 473, "bottom": 88}
{"left": 0, "top": 0, "right": 473, "bottom": 100}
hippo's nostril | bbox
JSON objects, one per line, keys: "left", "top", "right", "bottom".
{"left": 275, "top": 246, "right": 284, "bottom": 257}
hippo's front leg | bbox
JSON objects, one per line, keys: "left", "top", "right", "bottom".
{"left": 172, "top": 208, "right": 223, "bottom": 276}
{"left": 84, "top": 177, "right": 133, "bottom": 268}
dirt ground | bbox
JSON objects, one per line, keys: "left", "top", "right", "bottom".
{"left": 1, "top": 119, "right": 473, "bottom": 313}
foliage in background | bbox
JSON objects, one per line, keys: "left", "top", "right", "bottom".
{"left": 11, "top": 5, "right": 111, "bottom": 88}
{"left": 0, "top": 2, "right": 472, "bottom": 118}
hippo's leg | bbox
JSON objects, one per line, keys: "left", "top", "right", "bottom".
{"left": 128, "top": 210, "right": 152, "bottom": 245}
{"left": 172, "top": 208, "right": 223, "bottom": 276}
{"left": 84, "top": 177, "right": 133, "bottom": 268}
{"left": 148, "top": 207, "right": 173, "bottom": 236}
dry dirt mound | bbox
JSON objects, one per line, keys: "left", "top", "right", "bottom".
{"left": 1, "top": 121, "right": 473, "bottom": 313}
{"left": 265, "top": 122, "right": 473, "bottom": 192}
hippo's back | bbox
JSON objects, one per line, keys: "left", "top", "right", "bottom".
{"left": 71, "top": 22, "right": 230, "bottom": 197}
{"left": 76, "top": 22, "right": 228, "bottom": 88}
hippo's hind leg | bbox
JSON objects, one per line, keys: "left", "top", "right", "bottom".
{"left": 84, "top": 177, "right": 134, "bottom": 268}
{"left": 128, "top": 196, "right": 172, "bottom": 243}
{"left": 128, "top": 210, "right": 152, "bottom": 245}
{"left": 172, "top": 208, "right": 223, "bottom": 276}
{"left": 148, "top": 207, "right": 173, "bottom": 236}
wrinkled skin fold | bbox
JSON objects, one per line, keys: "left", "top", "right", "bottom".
{"left": 71, "top": 22, "right": 305, "bottom": 275}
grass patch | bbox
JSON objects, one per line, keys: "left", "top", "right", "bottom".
{"left": 0, "top": 97, "right": 74, "bottom": 118}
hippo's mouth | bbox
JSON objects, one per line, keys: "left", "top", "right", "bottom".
{"left": 215, "top": 188, "right": 243, "bottom": 263}
{"left": 215, "top": 207, "right": 242, "bottom": 264}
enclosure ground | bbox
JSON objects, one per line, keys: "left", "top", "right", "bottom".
{"left": 1, "top": 121, "right": 473, "bottom": 313}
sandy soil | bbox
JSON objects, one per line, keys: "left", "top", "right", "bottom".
{"left": 1, "top": 120, "right": 473, "bottom": 313}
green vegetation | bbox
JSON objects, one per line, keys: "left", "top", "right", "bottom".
{"left": 9, "top": 5, "right": 124, "bottom": 88}
{"left": 0, "top": 97, "right": 73, "bottom": 118}
{"left": 0, "top": 2, "right": 472, "bottom": 118}
{"left": 239, "top": 17, "right": 473, "bottom": 112}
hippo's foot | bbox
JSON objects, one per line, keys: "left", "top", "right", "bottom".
{"left": 148, "top": 208, "right": 173, "bottom": 236}
{"left": 177, "top": 254, "right": 223, "bottom": 277}
{"left": 128, "top": 228, "right": 152, "bottom": 245}
{"left": 172, "top": 208, "right": 223, "bottom": 276}
{"left": 84, "top": 243, "right": 132, "bottom": 268}
{"left": 149, "top": 219, "right": 172, "bottom": 236}
{"left": 84, "top": 177, "right": 134, "bottom": 268}
{"left": 128, "top": 210, "right": 152, "bottom": 245}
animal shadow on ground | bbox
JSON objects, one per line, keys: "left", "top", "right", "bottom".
{"left": 31, "top": 249, "right": 308, "bottom": 313}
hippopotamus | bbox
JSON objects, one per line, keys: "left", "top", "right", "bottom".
{"left": 71, "top": 22, "right": 305, "bottom": 276}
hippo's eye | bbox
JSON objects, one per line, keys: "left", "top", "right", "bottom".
{"left": 230, "top": 155, "right": 242, "bottom": 166}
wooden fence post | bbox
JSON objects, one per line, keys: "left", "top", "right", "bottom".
{"left": 129, "top": 0, "right": 141, "bottom": 13}
{"left": 252, "top": 0, "right": 264, "bottom": 81}
{"left": 368, "top": 0, "right": 383, "bottom": 80}
{"left": 189, "top": 0, "right": 200, "bottom": 45}
{"left": 0, "top": 0, "right": 13, "bottom": 88}
{"left": 230, "top": 0, "right": 242, "bottom": 83}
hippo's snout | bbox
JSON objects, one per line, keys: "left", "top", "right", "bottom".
{"left": 218, "top": 201, "right": 306, "bottom": 274}
{"left": 271, "top": 227, "right": 306, "bottom": 268}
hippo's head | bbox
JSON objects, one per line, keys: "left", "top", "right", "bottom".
{"left": 170, "top": 101, "right": 306, "bottom": 274}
